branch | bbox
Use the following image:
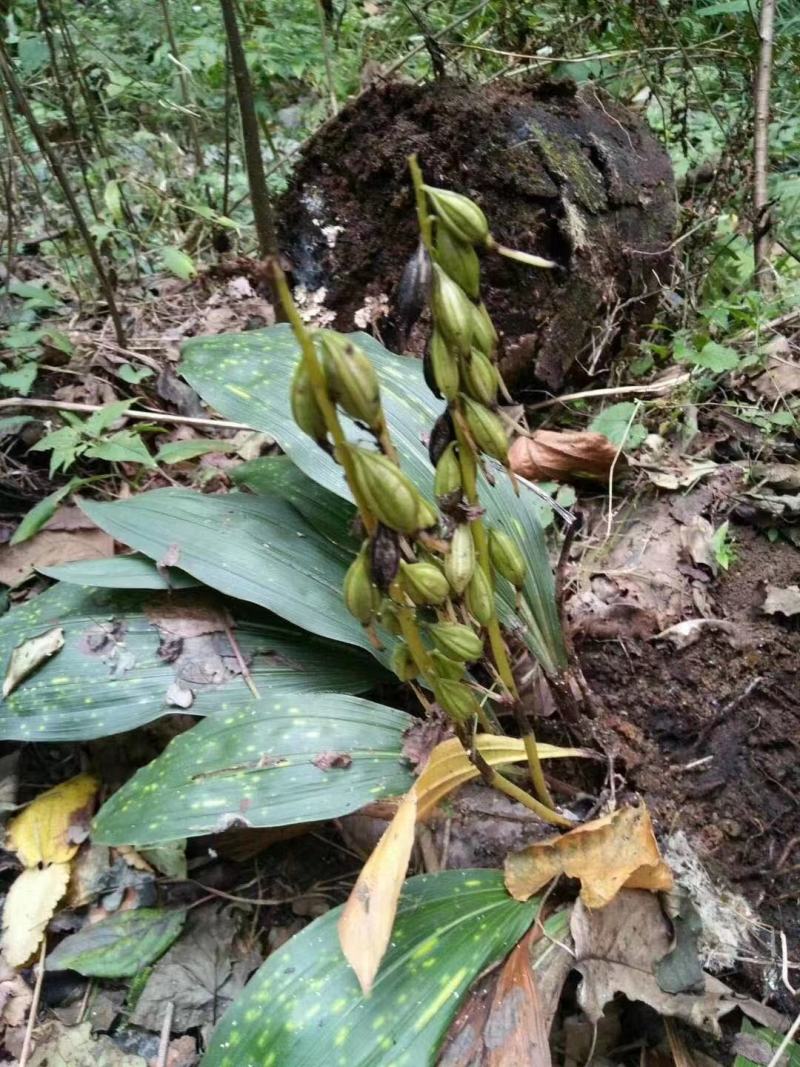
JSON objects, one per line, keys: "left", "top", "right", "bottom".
{"left": 753, "top": 0, "right": 777, "bottom": 290}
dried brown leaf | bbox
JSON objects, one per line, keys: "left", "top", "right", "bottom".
{"left": 338, "top": 787, "right": 417, "bottom": 995}
{"left": 505, "top": 804, "right": 673, "bottom": 907}
{"left": 0, "top": 956, "right": 32, "bottom": 1026}
{"left": 0, "top": 528, "right": 114, "bottom": 587}
{"left": 763, "top": 584, "right": 800, "bottom": 617}
{"left": 484, "top": 929, "right": 552, "bottom": 1066}
{"left": 509, "top": 430, "right": 618, "bottom": 482}
{"left": 145, "top": 594, "right": 231, "bottom": 637}
{"left": 2, "top": 864, "right": 71, "bottom": 967}
{"left": 3, "top": 626, "right": 64, "bottom": 698}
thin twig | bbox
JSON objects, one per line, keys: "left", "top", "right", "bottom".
{"left": 379, "top": 0, "right": 491, "bottom": 80}
{"left": 0, "top": 396, "right": 251, "bottom": 431}
{"left": 19, "top": 938, "right": 46, "bottom": 1067}
{"left": 753, "top": 0, "right": 777, "bottom": 290}
{"left": 525, "top": 373, "right": 690, "bottom": 412}
{"left": 156, "top": 1002, "right": 174, "bottom": 1067}
{"left": 223, "top": 615, "right": 260, "bottom": 699}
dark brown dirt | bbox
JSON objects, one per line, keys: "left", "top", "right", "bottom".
{"left": 580, "top": 525, "right": 800, "bottom": 978}
{"left": 277, "top": 77, "right": 676, "bottom": 392}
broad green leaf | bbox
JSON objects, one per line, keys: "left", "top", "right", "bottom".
{"left": 589, "top": 402, "right": 647, "bottom": 449}
{"left": 0, "top": 416, "right": 34, "bottom": 434}
{"left": 42, "top": 329, "right": 75, "bottom": 356}
{"left": 232, "top": 455, "right": 357, "bottom": 551}
{"left": 161, "top": 246, "right": 197, "bottom": 281}
{"left": 202, "top": 870, "right": 540, "bottom": 1067}
{"left": 11, "top": 479, "right": 81, "bottom": 546}
{"left": 103, "top": 179, "right": 123, "bottom": 223}
{"left": 156, "top": 439, "right": 238, "bottom": 464}
{"left": 0, "top": 583, "right": 385, "bottom": 742}
{"left": 93, "top": 693, "right": 413, "bottom": 844}
{"left": 81, "top": 489, "right": 370, "bottom": 652}
{"left": 182, "top": 328, "right": 564, "bottom": 672}
{"left": 0, "top": 363, "right": 38, "bottom": 395}
{"left": 181, "top": 325, "right": 437, "bottom": 502}
{"left": 8, "top": 279, "right": 62, "bottom": 308}
{"left": 47, "top": 907, "right": 185, "bottom": 978}
{"left": 118, "top": 363, "right": 154, "bottom": 385}
{"left": 41, "top": 554, "right": 198, "bottom": 589}
{"left": 689, "top": 341, "right": 740, "bottom": 373}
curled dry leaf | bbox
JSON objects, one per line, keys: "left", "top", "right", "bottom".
{"left": 571, "top": 890, "right": 788, "bottom": 1039}
{"left": 0, "top": 955, "right": 32, "bottom": 1026}
{"left": 8, "top": 773, "right": 99, "bottom": 866}
{"left": 509, "top": 430, "right": 619, "bottom": 482}
{"left": 2, "top": 864, "right": 71, "bottom": 967}
{"left": 2, "top": 626, "right": 64, "bottom": 698}
{"left": 505, "top": 804, "right": 673, "bottom": 908}
{"left": 338, "top": 735, "right": 588, "bottom": 995}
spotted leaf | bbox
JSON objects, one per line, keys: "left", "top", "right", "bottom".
{"left": 47, "top": 907, "right": 185, "bottom": 977}
{"left": 0, "top": 583, "right": 386, "bottom": 742}
{"left": 202, "top": 870, "right": 540, "bottom": 1067}
{"left": 93, "top": 693, "right": 414, "bottom": 845}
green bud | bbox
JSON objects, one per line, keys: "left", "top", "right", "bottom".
{"left": 429, "top": 330, "right": 460, "bottom": 401}
{"left": 462, "top": 348, "right": 499, "bottom": 407}
{"left": 471, "top": 301, "right": 499, "bottom": 358}
{"left": 319, "top": 331, "right": 381, "bottom": 428}
{"left": 434, "top": 442, "right": 462, "bottom": 499}
{"left": 433, "top": 678, "right": 483, "bottom": 723}
{"left": 429, "top": 621, "right": 484, "bottom": 662}
{"left": 350, "top": 447, "right": 432, "bottom": 534}
{"left": 435, "top": 225, "right": 480, "bottom": 299}
{"left": 462, "top": 395, "right": 508, "bottom": 463}
{"left": 391, "top": 643, "right": 419, "bottom": 681}
{"left": 423, "top": 185, "right": 490, "bottom": 246}
{"left": 290, "top": 362, "right": 327, "bottom": 443}
{"left": 489, "top": 528, "right": 527, "bottom": 588}
{"left": 429, "top": 649, "right": 466, "bottom": 681}
{"left": 431, "top": 264, "right": 473, "bottom": 357}
{"left": 465, "top": 565, "right": 494, "bottom": 626}
{"left": 444, "top": 523, "right": 476, "bottom": 595}
{"left": 400, "top": 561, "right": 450, "bottom": 606}
{"left": 343, "top": 548, "right": 379, "bottom": 624}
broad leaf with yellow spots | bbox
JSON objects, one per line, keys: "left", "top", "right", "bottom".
{"left": 202, "top": 870, "right": 542, "bottom": 1067}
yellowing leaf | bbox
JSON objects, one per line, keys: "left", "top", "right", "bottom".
{"left": 505, "top": 804, "right": 673, "bottom": 908}
{"left": 338, "top": 735, "right": 590, "bottom": 994}
{"left": 416, "top": 735, "right": 589, "bottom": 819}
{"left": 338, "top": 787, "right": 417, "bottom": 995}
{"left": 1, "top": 864, "right": 70, "bottom": 966}
{"left": 3, "top": 626, "right": 64, "bottom": 698}
{"left": 8, "top": 774, "right": 99, "bottom": 867}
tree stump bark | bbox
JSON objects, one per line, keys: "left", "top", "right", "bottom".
{"left": 278, "top": 78, "right": 676, "bottom": 393}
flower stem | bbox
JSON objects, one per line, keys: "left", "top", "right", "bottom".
{"left": 408, "top": 153, "right": 434, "bottom": 253}
{"left": 272, "top": 263, "right": 377, "bottom": 535}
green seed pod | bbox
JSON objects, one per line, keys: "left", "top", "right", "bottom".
{"left": 462, "top": 348, "right": 499, "bottom": 407}
{"left": 462, "top": 395, "right": 508, "bottom": 463}
{"left": 350, "top": 448, "right": 430, "bottom": 534}
{"left": 290, "top": 362, "right": 327, "bottom": 443}
{"left": 391, "top": 643, "right": 419, "bottom": 682}
{"left": 428, "top": 330, "right": 460, "bottom": 401}
{"left": 429, "top": 649, "right": 466, "bottom": 681}
{"left": 433, "top": 678, "right": 483, "bottom": 724}
{"left": 319, "top": 331, "right": 381, "bottom": 428}
{"left": 444, "top": 523, "right": 476, "bottom": 595}
{"left": 465, "top": 565, "right": 494, "bottom": 626}
{"left": 429, "top": 621, "right": 484, "bottom": 662}
{"left": 430, "top": 264, "right": 473, "bottom": 357}
{"left": 423, "top": 185, "right": 490, "bottom": 246}
{"left": 415, "top": 496, "right": 439, "bottom": 531}
{"left": 435, "top": 225, "right": 480, "bottom": 299}
{"left": 489, "top": 528, "right": 527, "bottom": 588}
{"left": 343, "top": 549, "right": 379, "bottom": 624}
{"left": 434, "top": 442, "right": 462, "bottom": 499}
{"left": 378, "top": 601, "right": 403, "bottom": 636}
{"left": 400, "top": 561, "right": 450, "bottom": 606}
{"left": 471, "top": 301, "right": 499, "bottom": 358}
